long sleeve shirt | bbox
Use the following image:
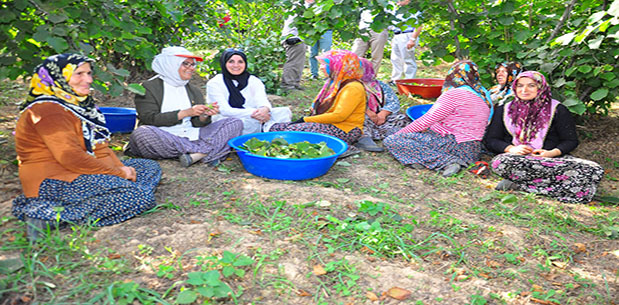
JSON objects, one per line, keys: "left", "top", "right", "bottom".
{"left": 396, "top": 88, "right": 490, "bottom": 143}
{"left": 206, "top": 74, "right": 272, "bottom": 119}
{"left": 15, "top": 103, "right": 126, "bottom": 197}
{"left": 484, "top": 104, "right": 579, "bottom": 155}
{"left": 305, "top": 81, "right": 367, "bottom": 132}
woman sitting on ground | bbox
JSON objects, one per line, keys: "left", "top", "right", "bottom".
{"left": 206, "top": 48, "right": 291, "bottom": 135}
{"left": 13, "top": 53, "right": 161, "bottom": 242}
{"left": 489, "top": 62, "right": 523, "bottom": 106}
{"left": 486, "top": 71, "right": 604, "bottom": 203}
{"left": 128, "top": 46, "right": 243, "bottom": 167}
{"left": 269, "top": 49, "right": 366, "bottom": 156}
{"left": 355, "top": 58, "right": 410, "bottom": 152}
{"left": 384, "top": 60, "right": 492, "bottom": 176}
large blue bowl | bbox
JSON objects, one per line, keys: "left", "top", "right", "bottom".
{"left": 100, "top": 107, "right": 137, "bottom": 133}
{"left": 228, "top": 131, "right": 348, "bottom": 180}
{"left": 406, "top": 104, "right": 433, "bottom": 121}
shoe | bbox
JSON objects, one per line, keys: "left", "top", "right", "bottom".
{"left": 354, "top": 136, "right": 384, "bottom": 152}
{"left": 309, "top": 75, "right": 319, "bottom": 80}
{"left": 409, "top": 163, "right": 425, "bottom": 170}
{"left": 495, "top": 179, "right": 518, "bottom": 191}
{"left": 207, "top": 159, "right": 220, "bottom": 167}
{"left": 442, "top": 163, "right": 461, "bottom": 177}
{"left": 122, "top": 142, "right": 136, "bottom": 157}
{"left": 179, "top": 153, "right": 196, "bottom": 167}
{"left": 25, "top": 216, "right": 54, "bottom": 243}
{"left": 388, "top": 81, "right": 397, "bottom": 86}
{"left": 338, "top": 146, "right": 361, "bottom": 159}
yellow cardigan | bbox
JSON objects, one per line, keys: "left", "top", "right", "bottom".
{"left": 304, "top": 81, "right": 367, "bottom": 132}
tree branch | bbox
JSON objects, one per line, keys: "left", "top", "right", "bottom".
{"left": 446, "top": 0, "right": 462, "bottom": 59}
{"left": 546, "top": 0, "right": 578, "bottom": 43}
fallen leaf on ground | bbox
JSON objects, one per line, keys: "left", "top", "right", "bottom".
{"left": 313, "top": 264, "right": 327, "bottom": 276}
{"left": 530, "top": 297, "right": 560, "bottom": 305}
{"left": 573, "top": 243, "right": 586, "bottom": 253}
{"left": 360, "top": 246, "right": 375, "bottom": 254}
{"left": 551, "top": 260, "right": 568, "bottom": 269}
{"left": 296, "top": 289, "right": 311, "bottom": 296}
{"left": 209, "top": 229, "right": 222, "bottom": 237}
{"left": 455, "top": 275, "right": 468, "bottom": 282}
{"left": 486, "top": 259, "right": 502, "bottom": 268}
{"left": 387, "top": 287, "right": 411, "bottom": 300}
{"left": 20, "top": 295, "right": 32, "bottom": 302}
{"left": 190, "top": 220, "right": 201, "bottom": 224}
{"left": 107, "top": 253, "right": 121, "bottom": 259}
{"left": 478, "top": 272, "right": 491, "bottom": 279}
{"left": 366, "top": 291, "right": 379, "bottom": 301}
{"left": 531, "top": 284, "right": 544, "bottom": 292}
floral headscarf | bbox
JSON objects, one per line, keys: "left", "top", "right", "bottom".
{"left": 506, "top": 71, "right": 557, "bottom": 145}
{"left": 21, "top": 53, "right": 109, "bottom": 156}
{"left": 359, "top": 58, "right": 384, "bottom": 113}
{"left": 219, "top": 48, "right": 250, "bottom": 109}
{"left": 313, "top": 50, "right": 364, "bottom": 115}
{"left": 441, "top": 60, "right": 492, "bottom": 109}
{"left": 489, "top": 62, "right": 523, "bottom": 106}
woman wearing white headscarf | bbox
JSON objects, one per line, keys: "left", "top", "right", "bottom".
{"left": 128, "top": 46, "right": 243, "bottom": 167}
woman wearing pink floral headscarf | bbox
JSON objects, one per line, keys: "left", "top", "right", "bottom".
{"left": 486, "top": 71, "right": 604, "bottom": 203}
{"left": 270, "top": 49, "right": 367, "bottom": 156}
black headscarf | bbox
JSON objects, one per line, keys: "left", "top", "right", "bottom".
{"left": 220, "top": 49, "right": 250, "bottom": 109}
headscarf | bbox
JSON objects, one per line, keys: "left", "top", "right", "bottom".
{"left": 441, "top": 60, "right": 492, "bottom": 109}
{"left": 489, "top": 62, "right": 523, "bottom": 106}
{"left": 312, "top": 50, "right": 364, "bottom": 115}
{"left": 220, "top": 48, "right": 250, "bottom": 109}
{"left": 359, "top": 58, "right": 384, "bottom": 113}
{"left": 506, "top": 71, "right": 558, "bottom": 145}
{"left": 152, "top": 46, "right": 203, "bottom": 87}
{"left": 21, "top": 53, "right": 109, "bottom": 156}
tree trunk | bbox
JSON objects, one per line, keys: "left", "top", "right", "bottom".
{"left": 446, "top": 0, "right": 462, "bottom": 59}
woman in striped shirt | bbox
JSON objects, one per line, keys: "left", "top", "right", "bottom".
{"left": 384, "top": 60, "right": 492, "bottom": 176}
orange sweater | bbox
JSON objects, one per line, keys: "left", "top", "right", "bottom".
{"left": 15, "top": 103, "right": 126, "bottom": 198}
{"left": 304, "top": 81, "right": 367, "bottom": 132}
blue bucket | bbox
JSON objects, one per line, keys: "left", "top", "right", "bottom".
{"left": 406, "top": 104, "right": 433, "bottom": 121}
{"left": 100, "top": 107, "right": 137, "bottom": 133}
{"left": 228, "top": 131, "right": 348, "bottom": 180}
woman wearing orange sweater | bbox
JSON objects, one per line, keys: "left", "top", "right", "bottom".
{"left": 270, "top": 50, "right": 366, "bottom": 156}
{"left": 13, "top": 54, "right": 161, "bottom": 241}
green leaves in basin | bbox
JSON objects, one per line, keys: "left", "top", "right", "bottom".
{"left": 241, "top": 137, "right": 335, "bottom": 159}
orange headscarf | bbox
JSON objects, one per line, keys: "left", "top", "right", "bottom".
{"left": 312, "top": 50, "right": 363, "bottom": 115}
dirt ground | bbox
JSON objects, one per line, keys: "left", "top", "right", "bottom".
{"left": 0, "top": 75, "right": 617, "bottom": 304}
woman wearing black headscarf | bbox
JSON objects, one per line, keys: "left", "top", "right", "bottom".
{"left": 207, "top": 49, "right": 291, "bottom": 134}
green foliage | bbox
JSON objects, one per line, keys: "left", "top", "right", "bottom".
{"left": 241, "top": 137, "right": 335, "bottom": 158}
{"left": 0, "top": 0, "right": 217, "bottom": 96}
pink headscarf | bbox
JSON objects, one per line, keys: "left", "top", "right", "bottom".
{"left": 359, "top": 58, "right": 384, "bottom": 113}
{"left": 312, "top": 50, "right": 363, "bottom": 115}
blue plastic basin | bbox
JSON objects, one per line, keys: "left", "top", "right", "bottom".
{"left": 100, "top": 107, "right": 137, "bottom": 133}
{"left": 228, "top": 131, "right": 348, "bottom": 180}
{"left": 406, "top": 104, "right": 433, "bottom": 121}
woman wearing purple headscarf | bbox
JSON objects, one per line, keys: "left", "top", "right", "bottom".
{"left": 486, "top": 71, "right": 604, "bottom": 203}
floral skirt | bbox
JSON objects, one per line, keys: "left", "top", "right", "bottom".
{"left": 12, "top": 159, "right": 161, "bottom": 226}
{"left": 384, "top": 129, "right": 481, "bottom": 170}
{"left": 491, "top": 154, "right": 604, "bottom": 204}
{"left": 363, "top": 112, "right": 411, "bottom": 140}
{"left": 269, "top": 122, "right": 362, "bottom": 145}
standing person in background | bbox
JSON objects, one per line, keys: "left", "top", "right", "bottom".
{"left": 306, "top": 0, "right": 333, "bottom": 80}
{"left": 389, "top": 0, "right": 422, "bottom": 84}
{"left": 351, "top": 7, "right": 389, "bottom": 72}
{"left": 281, "top": 9, "right": 306, "bottom": 92}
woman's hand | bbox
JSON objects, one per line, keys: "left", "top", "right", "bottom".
{"left": 251, "top": 107, "right": 271, "bottom": 123}
{"left": 531, "top": 148, "right": 561, "bottom": 158}
{"left": 505, "top": 144, "right": 533, "bottom": 155}
{"left": 375, "top": 110, "right": 391, "bottom": 126}
{"left": 366, "top": 110, "right": 379, "bottom": 124}
{"left": 178, "top": 105, "right": 209, "bottom": 120}
{"left": 199, "top": 102, "right": 219, "bottom": 121}
{"left": 120, "top": 166, "right": 137, "bottom": 182}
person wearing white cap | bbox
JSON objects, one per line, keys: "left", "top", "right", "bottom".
{"left": 128, "top": 46, "right": 243, "bottom": 167}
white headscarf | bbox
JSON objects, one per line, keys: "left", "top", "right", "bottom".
{"left": 151, "top": 46, "right": 201, "bottom": 87}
